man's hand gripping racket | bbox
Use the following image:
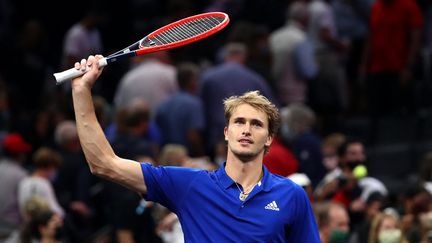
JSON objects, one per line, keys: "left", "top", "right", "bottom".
{"left": 54, "top": 12, "right": 229, "bottom": 84}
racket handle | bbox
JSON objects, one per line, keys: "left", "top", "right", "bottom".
{"left": 53, "top": 58, "right": 108, "bottom": 84}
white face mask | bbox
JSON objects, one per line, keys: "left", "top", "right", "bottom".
{"left": 378, "top": 229, "right": 402, "bottom": 243}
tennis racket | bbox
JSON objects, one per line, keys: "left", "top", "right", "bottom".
{"left": 53, "top": 12, "right": 229, "bottom": 84}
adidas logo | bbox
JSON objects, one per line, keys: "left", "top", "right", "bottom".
{"left": 264, "top": 200, "right": 280, "bottom": 211}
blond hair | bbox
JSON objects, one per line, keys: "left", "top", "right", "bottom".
{"left": 32, "top": 147, "right": 63, "bottom": 169}
{"left": 223, "top": 90, "right": 280, "bottom": 136}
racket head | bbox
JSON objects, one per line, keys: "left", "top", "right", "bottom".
{"left": 136, "top": 12, "right": 229, "bottom": 55}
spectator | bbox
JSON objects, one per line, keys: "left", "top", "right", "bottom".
{"left": 321, "top": 132, "right": 347, "bottom": 172}
{"left": 338, "top": 139, "right": 388, "bottom": 203}
{"left": 18, "top": 146, "right": 64, "bottom": 218}
{"left": 155, "top": 62, "right": 206, "bottom": 157}
{"left": 263, "top": 102, "right": 301, "bottom": 178}
{"left": 269, "top": 0, "right": 317, "bottom": 105}
{"left": 368, "top": 211, "right": 408, "bottom": 243}
{"left": 61, "top": 9, "right": 104, "bottom": 71}
{"left": 7, "top": 209, "right": 65, "bottom": 243}
{"left": 53, "top": 120, "right": 97, "bottom": 242}
{"left": 328, "top": 139, "right": 388, "bottom": 230}
{"left": 349, "top": 192, "right": 387, "bottom": 243}
{"left": 315, "top": 202, "right": 350, "bottom": 243}
{"left": 0, "top": 133, "right": 31, "bottom": 241}
{"left": 331, "top": 0, "right": 374, "bottom": 113}
{"left": 4, "top": 196, "right": 49, "bottom": 242}
{"left": 105, "top": 98, "right": 162, "bottom": 148}
{"left": 158, "top": 144, "right": 189, "bottom": 167}
{"left": 53, "top": 120, "right": 89, "bottom": 209}
{"left": 113, "top": 51, "right": 177, "bottom": 117}
{"left": 307, "top": 0, "right": 349, "bottom": 134}
{"left": 110, "top": 98, "right": 156, "bottom": 159}
{"left": 103, "top": 98, "right": 161, "bottom": 243}
{"left": 362, "top": 0, "right": 423, "bottom": 143}
{"left": 279, "top": 103, "right": 326, "bottom": 187}
{"left": 314, "top": 133, "right": 347, "bottom": 202}
{"left": 199, "top": 42, "right": 279, "bottom": 159}
{"left": 401, "top": 186, "right": 432, "bottom": 243}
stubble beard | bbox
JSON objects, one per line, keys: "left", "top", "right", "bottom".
{"left": 230, "top": 145, "right": 264, "bottom": 163}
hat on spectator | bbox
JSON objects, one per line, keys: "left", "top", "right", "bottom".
{"left": 2, "top": 133, "right": 32, "bottom": 154}
{"left": 287, "top": 173, "right": 311, "bottom": 187}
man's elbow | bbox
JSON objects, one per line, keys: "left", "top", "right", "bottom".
{"left": 88, "top": 163, "right": 107, "bottom": 177}
{"left": 87, "top": 157, "right": 115, "bottom": 178}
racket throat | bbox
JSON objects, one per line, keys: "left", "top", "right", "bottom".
{"left": 107, "top": 51, "right": 137, "bottom": 64}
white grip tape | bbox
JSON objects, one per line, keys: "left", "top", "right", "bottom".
{"left": 53, "top": 58, "right": 108, "bottom": 84}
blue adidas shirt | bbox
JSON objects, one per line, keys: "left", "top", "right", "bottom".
{"left": 141, "top": 162, "right": 320, "bottom": 242}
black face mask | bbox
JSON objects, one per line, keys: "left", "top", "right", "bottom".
{"left": 346, "top": 160, "right": 364, "bottom": 170}
{"left": 54, "top": 226, "right": 64, "bottom": 241}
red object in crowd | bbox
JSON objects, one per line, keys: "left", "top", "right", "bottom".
{"left": 264, "top": 137, "right": 299, "bottom": 177}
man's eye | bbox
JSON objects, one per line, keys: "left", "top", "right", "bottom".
{"left": 234, "top": 120, "right": 243, "bottom": 124}
{"left": 252, "top": 122, "right": 263, "bottom": 127}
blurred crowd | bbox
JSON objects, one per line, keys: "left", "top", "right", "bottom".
{"left": 0, "top": 0, "right": 432, "bottom": 242}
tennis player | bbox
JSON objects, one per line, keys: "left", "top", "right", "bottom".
{"left": 71, "top": 55, "right": 320, "bottom": 242}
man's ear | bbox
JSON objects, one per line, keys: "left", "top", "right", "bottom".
{"left": 224, "top": 126, "right": 228, "bottom": 141}
{"left": 265, "top": 134, "right": 274, "bottom": 147}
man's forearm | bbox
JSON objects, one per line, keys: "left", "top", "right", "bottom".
{"left": 72, "top": 86, "right": 116, "bottom": 177}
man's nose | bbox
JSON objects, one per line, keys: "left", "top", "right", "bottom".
{"left": 242, "top": 123, "right": 251, "bottom": 135}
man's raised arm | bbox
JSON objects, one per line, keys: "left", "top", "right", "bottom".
{"left": 71, "top": 55, "right": 147, "bottom": 194}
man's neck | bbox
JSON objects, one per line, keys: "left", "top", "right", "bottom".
{"left": 225, "top": 154, "right": 263, "bottom": 188}
{"left": 33, "top": 169, "right": 49, "bottom": 179}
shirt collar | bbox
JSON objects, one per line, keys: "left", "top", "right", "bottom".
{"left": 216, "top": 162, "right": 272, "bottom": 192}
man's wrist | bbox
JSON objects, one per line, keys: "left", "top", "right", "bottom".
{"left": 72, "top": 82, "right": 92, "bottom": 92}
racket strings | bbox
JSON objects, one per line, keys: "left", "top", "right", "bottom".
{"left": 148, "top": 16, "right": 225, "bottom": 46}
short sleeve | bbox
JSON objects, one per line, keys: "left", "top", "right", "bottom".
{"left": 141, "top": 163, "right": 202, "bottom": 213}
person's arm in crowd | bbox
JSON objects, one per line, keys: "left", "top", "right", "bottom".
{"left": 320, "top": 27, "right": 349, "bottom": 53}
{"left": 401, "top": 28, "right": 422, "bottom": 85}
{"left": 359, "top": 34, "right": 371, "bottom": 80}
{"left": 71, "top": 55, "right": 147, "bottom": 194}
{"left": 116, "top": 229, "right": 136, "bottom": 243}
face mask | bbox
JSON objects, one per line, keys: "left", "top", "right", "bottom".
{"left": 330, "top": 229, "right": 349, "bottom": 243}
{"left": 54, "top": 226, "right": 64, "bottom": 241}
{"left": 378, "top": 229, "right": 401, "bottom": 243}
{"left": 346, "top": 160, "right": 364, "bottom": 170}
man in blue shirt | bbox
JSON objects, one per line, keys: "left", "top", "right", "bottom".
{"left": 70, "top": 55, "right": 320, "bottom": 242}
{"left": 155, "top": 62, "right": 206, "bottom": 157}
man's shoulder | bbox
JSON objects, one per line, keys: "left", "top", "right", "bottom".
{"left": 0, "top": 159, "right": 28, "bottom": 177}
{"left": 268, "top": 173, "right": 300, "bottom": 190}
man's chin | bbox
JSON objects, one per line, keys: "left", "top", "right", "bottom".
{"left": 233, "top": 150, "right": 259, "bottom": 162}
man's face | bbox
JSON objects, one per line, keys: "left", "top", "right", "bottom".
{"left": 224, "top": 104, "right": 273, "bottom": 161}
{"left": 343, "top": 142, "right": 366, "bottom": 163}
{"left": 329, "top": 206, "right": 350, "bottom": 234}
{"left": 341, "top": 142, "right": 366, "bottom": 183}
